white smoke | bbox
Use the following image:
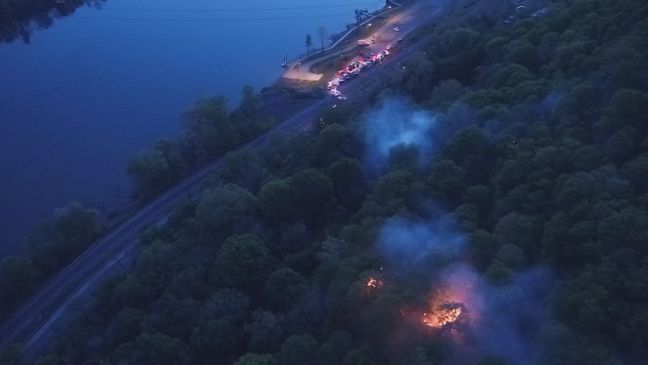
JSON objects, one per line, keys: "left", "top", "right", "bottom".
{"left": 377, "top": 214, "right": 466, "bottom": 270}
{"left": 363, "top": 97, "right": 438, "bottom": 169}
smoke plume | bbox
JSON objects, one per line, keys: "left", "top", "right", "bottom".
{"left": 376, "top": 213, "right": 554, "bottom": 365}
{"left": 360, "top": 95, "right": 558, "bottom": 364}
{"left": 362, "top": 97, "right": 438, "bottom": 170}
{"left": 377, "top": 215, "right": 466, "bottom": 270}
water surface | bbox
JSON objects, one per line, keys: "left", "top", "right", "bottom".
{"left": 0, "top": 0, "right": 384, "bottom": 256}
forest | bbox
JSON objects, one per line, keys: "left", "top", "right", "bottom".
{"left": 0, "top": 86, "right": 273, "bottom": 325}
{"left": 2, "top": 0, "right": 648, "bottom": 364}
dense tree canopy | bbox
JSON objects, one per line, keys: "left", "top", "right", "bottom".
{"left": 128, "top": 88, "right": 274, "bottom": 200}
{"left": 2, "top": 0, "right": 648, "bottom": 364}
{"left": 0, "top": 202, "right": 105, "bottom": 321}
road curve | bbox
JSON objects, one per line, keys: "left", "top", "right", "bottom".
{"left": 0, "top": 0, "right": 446, "bottom": 356}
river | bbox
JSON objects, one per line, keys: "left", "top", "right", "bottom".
{"left": 0, "top": 0, "right": 385, "bottom": 257}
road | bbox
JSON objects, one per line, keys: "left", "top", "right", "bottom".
{"left": 283, "top": 0, "right": 438, "bottom": 82}
{"left": 282, "top": 1, "right": 403, "bottom": 82}
{"left": 0, "top": 0, "right": 450, "bottom": 357}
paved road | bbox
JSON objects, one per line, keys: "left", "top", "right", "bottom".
{"left": 282, "top": 1, "right": 403, "bottom": 82}
{"left": 283, "top": 0, "right": 439, "bottom": 82}
{"left": 0, "top": 0, "right": 449, "bottom": 356}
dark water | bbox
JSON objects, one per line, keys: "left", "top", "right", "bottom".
{"left": 0, "top": 0, "right": 383, "bottom": 257}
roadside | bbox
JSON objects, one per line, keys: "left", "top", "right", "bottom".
{"left": 282, "top": 1, "right": 407, "bottom": 82}
{"left": 282, "top": 0, "right": 442, "bottom": 88}
{"left": 0, "top": 0, "right": 472, "bottom": 358}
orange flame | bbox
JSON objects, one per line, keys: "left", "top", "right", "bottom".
{"left": 419, "top": 268, "right": 481, "bottom": 332}
{"left": 366, "top": 277, "right": 381, "bottom": 288}
{"left": 422, "top": 302, "right": 464, "bottom": 328}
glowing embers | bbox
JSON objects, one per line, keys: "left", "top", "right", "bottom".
{"left": 363, "top": 274, "right": 385, "bottom": 296}
{"left": 366, "top": 277, "right": 383, "bottom": 289}
{"left": 422, "top": 302, "right": 466, "bottom": 329}
{"left": 418, "top": 268, "right": 481, "bottom": 336}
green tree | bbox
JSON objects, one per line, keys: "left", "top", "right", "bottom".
{"left": 184, "top": 96, "right": 239, "bottom": 160}
{"left": 278, "top": 223, "right": 312, "bottom": 256}
{"left": 428, "top": 79, "right": 464, "bottom": 108}
{"left": 305, "top": 34, "right": 313, "bottom": 55}
{"left": 219, "top": 148, "right": 266, "bottom": 191}
{"left": 103, "top": 307, "right": 146, "bottom": 349}
{"left": 604, "top": 126, "right": 637, "bottom": 162}
{"left": 134, "top": 332, "right": 192, "bottom": 365}
{"left": 494, "top": 212, "right": 540, "bottom": 257}
{"left": 319, "top": 331, "right": 354, "bottom": 364}
{"left": 245, "top": 309, "right": 284, "bottom": 353}
{"left": 231, "top": 86, "right": 270, "bottom": 140}
{"left": 427, "top": 159, "right": 467, "bottom": 202}
{"left": 342, "top": 349, "right": 376, "bottom": 365}
{"left": 314, "top": 124, "right": 357, "bottom": 166}
{"left": 364, "top": 293, "right": 402, "bottom": 347}
{"left": 622, "top": 152, "right": 648, "bottom": 191}
{"left": 602, "top": 89, "right": 648, "bottom": 131}
{"left": 0, "top": 256, "right": 37, "bottom": 307}
{"left": 277, "top": 334, "right": 319, "bottom": 365}
{"left": 128, "top": 148, "right": 173, "bottom": 198}
{"left": 191, "top": 317, "right": 242, "bottom": 362}
{"left": 258, "top": 179, "right": 296, "bottom": 224}
{"left": 463, "top": 185, "right": 490, "bottom": 213}
{"left": 212, "top": 234, "right": 275, "bottom": 291}
{"left": 144, "top": 294, "right": 200, "bottom": 339}
{"left": 202, "top": 288, "right": 251, "bottom": 322}
{"left": 195, "top": 184, "right": 257, "bottom": 239}
{"left": 191, "top": 289, "right": 252, "bottom": 361}
{"left": 25, "top": 202, "right": 105, "bottom": 274}
{"left": 441, "top": 126, "right": 493, "bottom": 184}
{"left": 153, "top": 138, "right": 188, "bottom": 181}
{"left": 505, "top": 39, "right": 537, "bottom": 69}
{"left": 430, "top": 27, "right": 485, "bottom": 83}
{"left": 264, "top": 268, "right": 307, "bottom": 310}
{"left": 291, "top": 168, "right": 334, "bottom": 225}
{"left": 128, "top": 138, "right": 187, "bottom": 197}
{"left": 363, "top": 170, "right": 415, "bottom": 218}
{"left": 326, "top": 158, "right": 365, "bottom": 209}
{"left": 0, "top": 344, "right": 24, "bottom": 365}
{"left": 234, "top": 353, "right": 276, "bottom": 365}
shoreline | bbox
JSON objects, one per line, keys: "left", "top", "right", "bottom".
{"left": 0, "top": 0, "right": 395, "bottom": 260}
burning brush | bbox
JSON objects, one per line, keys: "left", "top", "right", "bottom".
{"left": 417, "top": 268, "right": 481, "bottom": 335}
{"left": 366, "top": 277, "right": 383, "bottom": 289}
{"left": 422, "top": 301, "right": 468, "bottom": 329}
{"left": 364, "top": 276, "right": 385, "bottom": 296}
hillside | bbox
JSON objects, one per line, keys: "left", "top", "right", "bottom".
{"left": 2, "top": 0, "right": 648, "bottom": 364}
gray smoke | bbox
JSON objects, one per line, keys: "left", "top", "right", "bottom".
{"left": 363, "top": 94, "right": 558, "bottom": 364}
{"left": 376, "top": 214, "right": 554, "bottom": 365}
{"left": 377, "top": 214, "right": 466, "bottom": 270}
{"left": 469, "top": 265, "right": 553, "bottom": 365}
{"left": 362, "top": 97, "right": 438, "bottom": 170}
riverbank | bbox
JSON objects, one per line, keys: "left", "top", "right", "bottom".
{"left": 282, "top": 0, "right": 406, "bottom": 82}
{"left": 1, "top": 0, "right": 461, "bottom": 356}
{"left": 0, "top": 0, "right": 388, "bottom": 258}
